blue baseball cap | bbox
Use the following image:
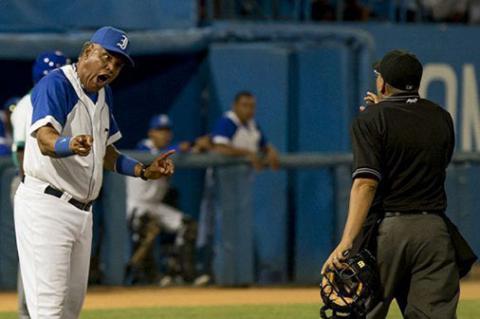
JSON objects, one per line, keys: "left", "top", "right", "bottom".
{"left": 32, "top": 51, "right": 69, "bottom": 84}
{"left": 90, "top": 26, "right": 134, "bottom": 67}
{"left": 149, "top": 114, "right": 172, "bottom": 130}
{"left": 3, "top": 96, "right": 20, "bottom": 112}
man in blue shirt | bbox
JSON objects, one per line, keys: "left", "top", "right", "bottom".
{"left": 211, "top": 91, "right": 279, "bottom": 169}
{"left": 194, "top": 91, "right": 280, "bottom": 286}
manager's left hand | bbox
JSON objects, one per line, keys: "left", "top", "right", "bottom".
{"left": 144, "top": 150, "right": 175, "bottom": 179}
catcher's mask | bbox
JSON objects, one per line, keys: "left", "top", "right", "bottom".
{"left": 320, "top": 249, "right": 379, "bottom": 319}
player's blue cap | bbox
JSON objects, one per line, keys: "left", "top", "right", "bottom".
{"left": 149, "top": 114, "right": 172, "bottom": 130}
{"left": 32, "top": 51, "right": 69, "bottom": 84}
{"left": 3, "top": 96, "right": 20, "bottom": 112}
{"left": 90, "top": 26, "right": 134, "bottom": 67}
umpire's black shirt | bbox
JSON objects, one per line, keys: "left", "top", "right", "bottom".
{"left": 351, "top": 92, "right": 455, "bottom": 212}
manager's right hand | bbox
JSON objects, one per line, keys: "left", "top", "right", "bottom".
{"left": 71, "top": 135, "right": 93, "bottom": 156}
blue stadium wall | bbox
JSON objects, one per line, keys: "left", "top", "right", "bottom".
{"left": 1, "top": 22, "right": 480, "bottom": 287}
{"left": 0, "top": 1, "right": 197, "bottom": 31}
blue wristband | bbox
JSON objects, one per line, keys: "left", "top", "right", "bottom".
{"left": 116, "top": 154, "right": 140, "bottom": 177}
{"left": 54, "top": 136, "right": 74, "bottom": 157}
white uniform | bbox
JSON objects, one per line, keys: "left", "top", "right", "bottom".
{"left": 15, "top": 64, "right": 121, "bottom": 319}
{"left": 126, "top": 139, "right": 182, "bottom": 232}
{"left": 211, "top": 111, "right": 267, "bottom": 152}
{"left": 11, "top": 93, "right": 32, "bottom": 154}
{"left": 9, "top": 93, "right": 32, "bottom": 202}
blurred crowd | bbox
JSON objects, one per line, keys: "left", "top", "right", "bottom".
{"left": 199, "top": 0, "right": 480, "bottom": 24}
{"left": 311, "top": 0, "right": 480, "bottom": 23}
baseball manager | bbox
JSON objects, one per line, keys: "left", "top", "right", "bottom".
{"left": 15, "top": 26, "right": 174, "bottom": 319}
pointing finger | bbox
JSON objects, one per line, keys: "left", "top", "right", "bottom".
{"left": 158, "top": 150, "right": 176, "bottom": 161}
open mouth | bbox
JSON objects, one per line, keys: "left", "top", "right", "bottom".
{"left": 96, "top": 74, "right": 110, "bottom": 86}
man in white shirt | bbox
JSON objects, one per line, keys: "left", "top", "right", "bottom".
{"left": 211, "top": 91, "right": 279, "bottom": 169}
{"left": 195, "top": 91, "right": 280, "bottom": 286}
{"left": 15, "top": 26, "right": 174, "bottom": 319}
{"left": 125, "top": 114, "right": 203, "bottom": 286}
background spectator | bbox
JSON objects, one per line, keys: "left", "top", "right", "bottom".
{"left": 125, "top": 114, "right": 210, "bottom": 286}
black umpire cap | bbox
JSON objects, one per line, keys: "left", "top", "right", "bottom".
{"left": 374, "top": 50, "right": 423, "bottom": 91}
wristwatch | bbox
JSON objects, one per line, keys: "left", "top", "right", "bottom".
{"left": 140, "top": 165, "right": 149, "bottom": 181}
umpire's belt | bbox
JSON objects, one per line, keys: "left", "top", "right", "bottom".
{"left": 22, "top": 176, "right": 93, "bottom": 212}
{"left": 384, "top": 210, "right": 443, "bottom": 218}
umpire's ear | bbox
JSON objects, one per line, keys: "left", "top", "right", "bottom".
{"left": 381, "top": 81, "right": 386, "bottom": 95}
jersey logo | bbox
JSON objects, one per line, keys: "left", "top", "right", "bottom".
{"left": 117, "top": 35, "right": 129, "bottom": 50}
{"left": 406, "top": 98, "right": 418, "bottom": 104}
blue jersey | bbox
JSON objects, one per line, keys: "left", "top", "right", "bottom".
{"left": 211, "top": 111, "right": 267, "bottom": 152}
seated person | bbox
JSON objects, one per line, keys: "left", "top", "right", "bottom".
{"left": 125, "top": 114, "right": 210, "bottom": 285}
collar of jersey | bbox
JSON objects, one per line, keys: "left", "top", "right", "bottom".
{"left": 384, "top": 92, "right": 420, "bottom": 102}
{"left": 71, "top": 63, "right": 99, "bottom": 103}
{"left": 226, "top": 111, "right": 254, "bottom": 129}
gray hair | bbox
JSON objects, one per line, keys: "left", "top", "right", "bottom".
{"left": 78, "top": 41, "right": 93, "bottom": 59}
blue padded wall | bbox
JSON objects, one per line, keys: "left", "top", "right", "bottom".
{"left": 100, "top": 173, "right": 128, "bottom": 285}
{"left": 213, "top": 167, "right": 255, "bottom": 285}
{"left": 209, "top": 43, "right": 290, "bottom": 283}
{"left": 293, "top": 44, "right": 353, "bottom": 283}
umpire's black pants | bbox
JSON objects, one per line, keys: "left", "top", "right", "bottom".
{"left": 367, "top": 214, "right": 459, "bottom": 319}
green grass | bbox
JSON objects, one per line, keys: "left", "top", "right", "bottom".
{"left": 0, "top": 301, "right": 478, "bottom": 319}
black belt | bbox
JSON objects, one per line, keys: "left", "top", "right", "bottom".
{"left": 22, "top": 176, "right": 93, "bottom": 212}
{"left": 44, "top": 186, "right": 93, "bottom": 212}
{"left": 384, "top": 211, "right": 443, "bottom": 218}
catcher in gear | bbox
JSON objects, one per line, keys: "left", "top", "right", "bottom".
{"left": 320, "top": 249, "right": 379, "bottom": 319}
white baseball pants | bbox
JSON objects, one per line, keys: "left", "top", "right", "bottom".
{"left": 14, "top": 176, "right": 92, "bottom": 319}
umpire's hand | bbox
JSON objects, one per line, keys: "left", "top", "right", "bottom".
{"left": 143, "top": 150, "right": 175, "bottom": 179}
{"left": 321, "top": 239, "right": 352, "bottom": 274}
{"left": 71, "top": 135, "right": 93, "bottom": 156}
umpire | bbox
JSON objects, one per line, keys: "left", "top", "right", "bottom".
{"left": 322, "top": 50, "right": 465, "bottom": 318}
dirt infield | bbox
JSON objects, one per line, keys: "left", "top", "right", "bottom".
{"left": 0, "top": 281, "right": 479, "bottom": 312}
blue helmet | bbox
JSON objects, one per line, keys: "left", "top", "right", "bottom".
{"left": 32, "top": 51, "right": 69, "bottom": 84}
{"left": 149, "top": 114, "right": 172, "bottom": 130}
